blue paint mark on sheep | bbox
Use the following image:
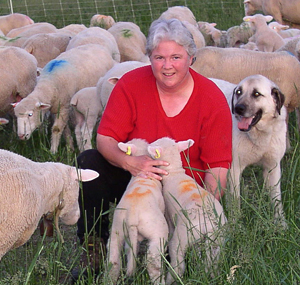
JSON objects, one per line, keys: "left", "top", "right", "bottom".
{"left": 44, "top": 60, "right": 68, "bottom": 73}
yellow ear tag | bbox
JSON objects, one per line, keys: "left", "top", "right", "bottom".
{"left": 126, "top": 146, "right": 131, "bottom": 155}
{"left": 155, "top": 149, "right": 160, "bottom": 159}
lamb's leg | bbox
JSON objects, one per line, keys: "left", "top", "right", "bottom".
{"left": 166, "top": 225, "right": 187, "bottom": 285}
{"left": 125, "top": 225, "right": 139, "bottom": 277}
{"left": 81, "top": 114, "right": 98, "bottom": 151}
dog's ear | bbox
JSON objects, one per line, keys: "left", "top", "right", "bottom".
{"left": 271, "top": 87, "right": 285, "bottom": 115}
{"left": 231, "top": 87, "right": 237, "bottom": 114}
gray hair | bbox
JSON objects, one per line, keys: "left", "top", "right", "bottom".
{"left": 146, "top": 18, "right": 197, "bottom": 57}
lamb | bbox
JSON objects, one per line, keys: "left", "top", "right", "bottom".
{"left": 66, "top": 26, "right": 120, "bottom": 62}
{"left": 107, "top": 138, "right": 168, "bottom": 285}
{"left": 198, "top": 21, "right": 227, "bottom": 47}
{"left": 70, "top": 87, "right": 101, "bottom": 152}
{"left": 276, "top": 36, "right": 300, "bottom": 60}
{"left": 244, "top": 0, "right": 300, "bottom": 27}
{"left": 191, "top": 47, "right": 300, "bottom": 113}
{"left": 0, "top": 46, "right": 37, "bottom": 116}
{"left": 268, "top": 21, "right": 300, "bottom": 38}
{"left": 0, "top": 149, "right": 99, "bottom": 260}
{"left": 148, "top": 137, "right": 227, "bottom": 285}
{"left": 158, "top": 6, "right": 197, "bottom": 26}
{"left": 97, "top": 61, "right": 149, "bottom": 110}
{"left": 243, "top": 14, "right": 285, "bottom": 52}
{"left": 182, "top": 21, "right": 205, "bottom": 49}
{"left": 22, "top": 33, "right": 72, "bottom": 68}
{"left": 0, "top": 13, "right": 34, "bottom": 35}
{"left": 108, "top": 22, "right": 149, "bottom": 63}
{"left": 57, "top": 24, "right": 87, "bottom": 37}
{"left": 90, "top": 14, "right": 115, "bottom": 29}
{"left": 226, "top": 21, "right": 254, "bottom": 47}
{"left": 13, "top": 44, "right": 117, "bottom": 154}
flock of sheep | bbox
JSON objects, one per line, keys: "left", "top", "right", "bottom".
{"left": 1, "top": 0, "right": 300, "bottom": 283}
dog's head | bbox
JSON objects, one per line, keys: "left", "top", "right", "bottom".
{"left": 231, "top": 75, "right": 285, "bottom": 132}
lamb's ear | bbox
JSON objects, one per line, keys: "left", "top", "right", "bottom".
{"left": 264, "top": 15, "right": 273, "bottom": 23}
{"left": 0, "top": 118, "right": 9, "bottom": 125}
{"left": 177, "top": 139, "right": 194, "bottom": 152}
{"left": 148, "top": 146, "right": 162, "bottom": 159}
{"left": 108, "top": 76, "right": 121, "bottom": 86}
{"left": 118, "top": 142, "right": 137, "bottom": 155}
{"left": 243, "top": 16, "right": 252, "bottom": 22}
{"left": 71, "top": 168, "right": 99, "bottom": 182}
{"left": 36, "top": 102, "right": 51, "bottom": 110}
{"left": 11, "top": 102, "right": 20, "bottom": 108}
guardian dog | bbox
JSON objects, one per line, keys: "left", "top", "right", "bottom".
{"left": 228, "top": 74, "right": 287, "bottom": 226}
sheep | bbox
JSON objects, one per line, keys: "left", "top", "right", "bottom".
{"left": 108, "top": 22, "right": 149, "bottom": 63}
{"left": 158, "top": 6, "right": 197, "bottom": 26}
{"left": 66, "top": 26, "right": 120, "bottom": 62}
{"left": 243, "top": 14, "right": 285, "bottom": 52}
{"left": 192, "top": 47, "right": 300, "bottom": 113}
{"left": 0, "top": 46, "right": 37, "bottom": 117}
{"left": 148, "top": 137, "right": 227, "bottom": 285}
{"left": 90, "top": 14, "right": 115, "bottom": 29}
{"left": 70, "top": 87, "right": 101, "bottom": 152}
{"left": 97, "top": 61, "right": 149, "bottom": 110}
{"left": 13, "top": 44, "right": 117, "bottom": 154}
{"left": 57, "top": 24, "right": 87, "bottom": 37}
{"left": 226, "top": 21, "right": 254, "bottom": 47}
{"left": 198, "top": 21, "right": 227, "bottom": 47}
{"left": 244, "top": 0, "right": 300, "bottom": 28}
{"left": 268, "top": 21, "right": 300, "bottom": 38}
{"left": 22, "top": 33, "right": 72, "bottom": 68}
{"left": 5, "top": 22, "right": 57, "bottom": 48}
{"left": 276, "top": 36, "right": 300, "bottom": 60}
{"left": 0, "top": 149, "right": 99, "bottom": 260}
{"left": 182, "top": 20, "right": 205, "bottom": 49}
{"left": 0, "top": 13, "right": 34, "bottom": 35}
{"left": 107, "top": 138, "right": 168, "bottom": 285}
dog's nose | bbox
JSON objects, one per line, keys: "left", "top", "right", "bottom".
{"left": 234, "top": 104, "right": 246, "bottom": 115}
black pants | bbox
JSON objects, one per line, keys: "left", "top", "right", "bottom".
{"left": 76, "top": 149, "right": 131, "bottom": 244}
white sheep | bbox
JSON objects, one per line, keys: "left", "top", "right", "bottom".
{"left": 276, "top": 36, "right": 300, "bottom": 60}
{"left": 0, "top": 13, "right": 34, "bottom": 35}
{"left": 0, "top": 148, "right": 99, "bottom": 260}
{"left": 243, "top": 14, "right": 285, "bottom": 52}
{"left": 5, "top": 22, "right": 57, "bottom": 48}
{"left": 244, "top": 0, "right": 300, "bottom": 27}
{"left": 0, "top": 46, "right": 37, "bottom": 117}
{"left": 66, "top": 26, "right": 120, "bottom": 62}
{"left": 268, "top": 21, "right": 300, "bottom": 39}
{"left": 158, "top": 6, "right": 197, "bottom": 26}
{"left": 13, "top": 44, "right": 117, "bottom": 154}
{"left": 148, "top": 137, "right": 227, "bottom": 285}
{"left": 97, "top": 61, "right": 149, "bottom": 110}
{"left": 57, "top": 24, "right": 87, "bottom": 37}
{"left": 22, "top": 33, "right": 72, "bottom": 68}
{"left": 192, "top": 47, "right": 300, "bottom": 113}
{"left": 182, "top": 20, "right": 205, "bottom": 49}
{"left": 70, "top": 86, "right": 101, "bottom": 152}
{"left": 90, "top": 14, "right": 115, "bottom": 29}
{"left": 226, "top": 21, "right": 254, "bottom": 47}
{"left": 108, "top": 21, "right": 149, "bottom": 63}
{"left": 198, "top": 21, "right": 227, "bottom": 47}
{"left": 107, "top": 138, "right": 168, "bottom": 285}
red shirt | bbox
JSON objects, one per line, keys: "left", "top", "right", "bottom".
{"left": 98, "top": 65, "right": 232, "bottom": 186}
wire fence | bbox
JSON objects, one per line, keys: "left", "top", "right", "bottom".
{"left": 1, "top": 0, "right": 245, "bottom": 34}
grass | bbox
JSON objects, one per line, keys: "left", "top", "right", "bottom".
{"left": 0, "top": 0, "right": 300, "bottom": 284}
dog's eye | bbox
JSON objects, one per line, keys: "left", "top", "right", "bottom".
{"left": 235, "top": 89, "right": 242, "bottom": 97}
{"left": 253, "top": 92, "right": 261, "bottom": 97}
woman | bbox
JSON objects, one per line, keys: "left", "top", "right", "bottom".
{"left": 75, "top": 18, "right": 232, "bottom": 271}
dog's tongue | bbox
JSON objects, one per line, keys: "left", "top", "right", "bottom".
{"left": 238, "top": 117, "right": 253, "bottom": 130}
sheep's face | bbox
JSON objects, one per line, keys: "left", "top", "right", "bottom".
{"left": 13, "top": 97, "right": 51, "bottom": 140}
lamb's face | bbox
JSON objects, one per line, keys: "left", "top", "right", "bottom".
{"left": 13, "top": 97, "right": 50, "bottom": 140}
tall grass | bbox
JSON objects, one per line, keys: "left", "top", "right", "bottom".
{"left": 0, "top": 0, "right": 300, "bottom": 284}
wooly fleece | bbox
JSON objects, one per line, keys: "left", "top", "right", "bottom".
{"left": 0, "top": 149, "right": 98, "bottom": 260}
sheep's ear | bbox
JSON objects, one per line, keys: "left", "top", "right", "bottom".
{"left": 36, "top": 102, "right": 51, "bottom": 110}
{"left": 108, "top": 76, "right": 121, "bottom": 85}
{"left": 177, "top": 139, "right": 194, "bottom": 152}
{"left": 0, "top": 118, "right": 9, "bottom": 125}
{"left": 118, "top": 142, "right": 137, "bottom": 155}
{"left": 243, "top": 16, "right": 252, "bottom": 22}
{"left": 264, "top": 15, "right": 273, "bottom": 23}
{"left": 11, "top": 102, "right": 20, "bottom": 108}
{"left": 243, "top": 0, "right": 250, "bottom": 3}
{"left": 148, "top": 146, "right": 162, "bottom": 159}
{"left": 71, "top": 168, "right": 99, "bottom": 182}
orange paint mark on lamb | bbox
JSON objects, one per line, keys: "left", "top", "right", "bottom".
{"left": 131, "top": 179, "right": 156, "bottom": 189}
{"left": 125, "top": 187, "right": 151, "bottom": 199}
{"left": 179, "top": 180, "right": 197, "bottom": 193}
{"left": 190, "top": 191, "right": 208, "bottom": 201}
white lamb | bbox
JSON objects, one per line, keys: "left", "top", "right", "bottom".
{"left": 108, "top": 22, "right": 149, "bottom": 63}
{"left": 268, "top": 21, "right": 300, "bottom": 39}
{"left": 70, "top": 86, "right": 101, "bottom": 152}
{"left": 0, "top": 46, "right": 37, "bottom": 116}
{"left": 0, "top": 149, "right": 99, "bottom": 260}
{"left": 57, "top": 24, "right": 87, "bottom": 37}
{"left": 158, "top": 6, "right": 197, "bottom": 26}
{"left": 0, "top": 13, "right": 34, "bottom": 35}
{"left": 90, "top": 14, "right": 115, "bottom": 29}
{"left": 22, "top": 33, "right": 72, "bottom": 68}
{"left": 198, "top": 21, "right": 225, "bottom": 47}
{"left": 148, "top": 137, "right": 227, "bottom": 285}
{"left": 13, "top": 44, "right": 116, "bottom": 154}
{"left": 226, "top": 21, "right": 254, "bottom": 47}
{"left": 243, "top": 14, "right": 285, "bottom": 52}
{"left": 107, "top": 138, "right": 168, "bottom": 285}
{"left": 66, "top": 26, "right": 120, "bottom": 62}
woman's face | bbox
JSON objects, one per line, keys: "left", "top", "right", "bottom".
{"left": 150, "top": 40, "right": 193, "bottom": 91}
